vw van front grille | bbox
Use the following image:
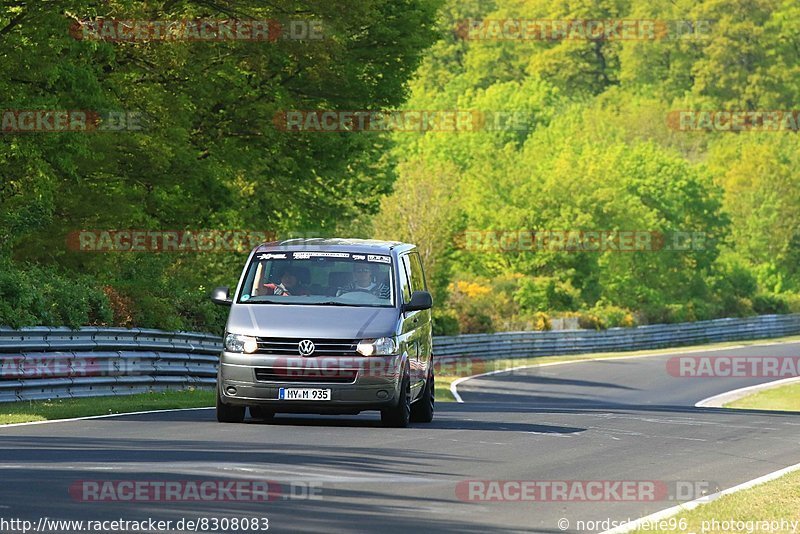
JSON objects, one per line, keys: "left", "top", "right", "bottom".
{"left": 255, "top": 337, "right": 359, "bottom": 356}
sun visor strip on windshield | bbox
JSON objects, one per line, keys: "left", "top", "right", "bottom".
{"left": 256, "top": 251, "right": 391, "bottom": 263}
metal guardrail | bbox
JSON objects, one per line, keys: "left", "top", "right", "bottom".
{"left": 1, "top": 314, "right": 799, "bottom": 402}
{"left": 0, "top": 327, "right": 220, "bottom": 403}
{"left": 433, "top": 314, "right": 800, "bottom": 360}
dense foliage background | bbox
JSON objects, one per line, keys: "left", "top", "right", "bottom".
{"left": 0, "top": 0, "right": 440, "bottom": 331}
{"left": 371, "top": 0, "right": 800, "bottom": 334}
{"left": 1, "top": 0, "right": 798, "bottom": 334}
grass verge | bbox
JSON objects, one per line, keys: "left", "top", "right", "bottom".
{"left": 633, "top": 468, "right": 800, "bottom": 533}
{"left": 726, "top": 382, "right": 800, "bottom": 411}
{"left": 0, "top": 389, "right": 215, "bottom": 425}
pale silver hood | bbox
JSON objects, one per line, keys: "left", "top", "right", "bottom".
{"left": 225, "top": 303, "right": 400, "bottom": 339}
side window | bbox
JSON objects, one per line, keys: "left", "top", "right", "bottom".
{"left": 408, "top": 252, "right": 426, "bottom": 292}
{"left": 399, "top": 255, "right": 413, "bottom": 303}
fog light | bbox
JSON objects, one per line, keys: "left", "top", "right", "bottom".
{"left": 377, "top": 390, "right": 388, "bottom": 399}
{"left": 226, "top": 386, "right": 238, "bottom": 395}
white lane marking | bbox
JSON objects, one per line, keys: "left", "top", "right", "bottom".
{"left": 432, "top": 438, "right": 510, "bottom": 445}
{"left": 525, "top": 431, "right": 573, "bottom": 438}
{"left": 600, "top": 460, "right": 800, "bottom": 534}
{"left": 450, "top": 340, "right": 800, "bottom": 403}
{"left": 695, "top": 376, "right": 800, "bottom": 408}
{"left": 0, "top": 407, "right": 213, "bottom": 429}
{"left": 594, "top": 430, "right": 708, "bottom": 442}
{"left": 589, "top": 413, "right": 782, "bottom": 432}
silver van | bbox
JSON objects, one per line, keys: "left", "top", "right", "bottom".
{"left": 211, "top": 238, "right": 434, "bottom": 427}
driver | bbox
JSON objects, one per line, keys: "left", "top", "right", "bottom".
{"left": 337, "top": 263, "right": 390, "bottom": 298}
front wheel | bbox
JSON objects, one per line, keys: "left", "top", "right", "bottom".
{"left": 381, "top": 368, "right": 411, "bottom": 428}
{"left": 411, "top": 363, "right": 434, "bottom": 423}
{"left": 216, "top": 386, "right": 245, "bottom": 423}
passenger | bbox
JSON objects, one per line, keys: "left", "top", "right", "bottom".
{"left": 263, "top": 266, "right": 306, "bottom": 296}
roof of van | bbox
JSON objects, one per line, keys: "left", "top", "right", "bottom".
{"left": 254, "top": 238, "right": 414, "bottom": 254}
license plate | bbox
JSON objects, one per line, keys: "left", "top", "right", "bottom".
{"left": 278, "top": 388, "right": 331, "bottom": 401}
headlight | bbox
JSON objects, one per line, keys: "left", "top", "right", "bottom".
{"left": 356, "top": 337, "right": 397, "bottom": 356}
{"left": 225, "top": 333, "right": 258, "bottom": 354}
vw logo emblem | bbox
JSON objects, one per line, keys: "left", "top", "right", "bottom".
{"left": 298, "top": 339, "right": 315, "bottom": 356}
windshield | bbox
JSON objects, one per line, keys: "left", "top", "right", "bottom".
{"left": 236, "top": 251, "right": 395, "bottom": 307}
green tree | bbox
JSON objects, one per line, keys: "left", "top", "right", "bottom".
{"left": 0, "top": 0, "right": 442, "bottom": 328}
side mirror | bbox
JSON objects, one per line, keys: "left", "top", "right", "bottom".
{"left": 403, "top": 290, "right": 432, "bottom": 312}
{"left": 211, "top": 286, "right": 232, "bottom": 306}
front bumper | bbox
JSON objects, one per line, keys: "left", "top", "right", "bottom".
{"left": 217, "top": 351, "right": 405, "bottom": 411}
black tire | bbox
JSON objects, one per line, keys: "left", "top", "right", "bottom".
{"left": 249, "top": 406, "right": 275, "bottom": 421}
{"left": 411, "top": 363, "right": 434, "bottom": 423}
{"left": 381, "top": 368, "right": 411, "bottom": 428}
{"left": 216, "top": 386, "right": 245, "bottom": 423}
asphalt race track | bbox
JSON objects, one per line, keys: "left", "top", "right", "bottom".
{"left": 2, "top": 341, "right": 799, "bottom": 533}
